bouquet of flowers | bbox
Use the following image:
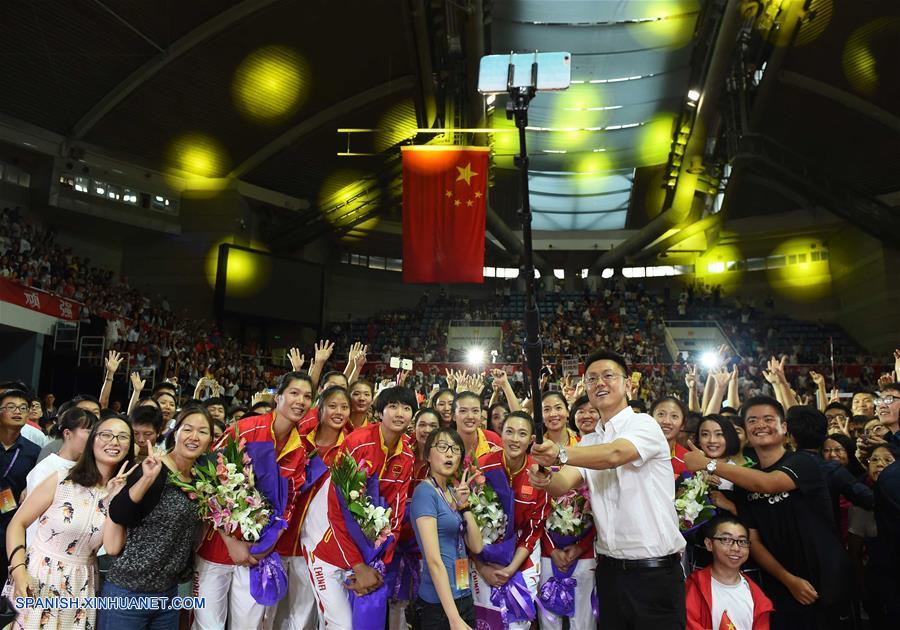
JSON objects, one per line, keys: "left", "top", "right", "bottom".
{"left": 330, "top": 452, "right": 395, "bottom": 629}
{"left": 172, "top": 436, "right": 289, "bottom": 606}
{"left": 674, "top": 472, "right": 716, "bottom": 532}
{"left": 170, "top": 436, "right": 272, "bottom": 541}
{"left": 539, "top": 485, "right": 595, "bottom": 618}
{"left": 546, "top": 485, "right": 592, "bottom": 538}
{"left": 331, "top": 453, "right": 392, "bottom": 546}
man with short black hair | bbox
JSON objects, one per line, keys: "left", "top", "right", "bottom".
{"left": 875, "top": 382, "right": 900, "bottom": 446}
{"left": 0, "top": 389, "right": 41, "bottom": 586}
{"left": 203, "top": 397, "right": 227, "bottom": 424}
{"left": 529, "top": 349, "right": 686, "bottom": 630}
{"left": 684, "top": 396, "right": 850, "bottom": 630}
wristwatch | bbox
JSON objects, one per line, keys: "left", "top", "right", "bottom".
{"left": 706, "top": 459, "right": 717, "bottom": 474}
{"left": 557, "top": 445, "right": 569, "bottom": 466}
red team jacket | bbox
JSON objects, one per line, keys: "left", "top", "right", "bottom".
{"left": 477, "top": 450, "right": 549, "bottom": 569}
{"left": 685, "top": 566, "right": 773, "bottom": 630}
{"left": 276, "top": 413, "right": 347, "bottom": 557}
{"left": 313, "top": 423, "right": 414, "bottom": 568}
{"left": 197, "top": 412, "right": 307, "bottom": 564}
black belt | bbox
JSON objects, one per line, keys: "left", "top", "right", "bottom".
{"left": 601, "top": 553, "right": 680, "bottom": 571}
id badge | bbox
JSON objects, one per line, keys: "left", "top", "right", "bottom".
{"left": 454, "top": 557, "right": 469, "bottom": 590}
{"left": 0, "top": 487, "right": 17, "bottom": 514}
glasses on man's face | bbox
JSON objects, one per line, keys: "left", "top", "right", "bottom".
{"left": 712, "top": 536, "right": 751, "bottom": 549}
{"left": 2, "top": 404, "right": 29, "bottom": 414}
{"left": 97, "top": 431, "right": 131, "bottom": 444}
{"left": 433, "top": 441, "right": 462, "bottom": 455}
{"left": 822, "top": 447, "right": 846, "bottom": 457}
{"left": 583, "top": 372, "right": 625, "bottom": 388}
{"left": 826, "top": 413, "right": 846, "bottom": 421}
{"left": 875, "top": 396, "right": 898, "bottom": 406}
{"left": 870, "top": 457, "right": 895, "bottom": 467}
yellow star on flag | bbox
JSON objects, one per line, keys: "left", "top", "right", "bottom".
{"left": 456, "top": 162, "right": 478, "bottom": 185}
{"left": 474, "top": 191, "right": 482, "bottom": 198}
{"left": 445, "top": 190, "right": 453, "bottom": 198}
{"left": 466, "top": 199, "right": 474, "bottom": 207}
{"left": 454, "top": 199, "right": 461, "bottom": 206}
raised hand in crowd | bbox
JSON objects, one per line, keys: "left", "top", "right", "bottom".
{"left": 287, "top": 347, "right": 305, "bottom": 372}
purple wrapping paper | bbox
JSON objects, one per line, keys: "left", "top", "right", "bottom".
{"left": 300, "top": 453, "right": 329, "bottom": 494}
{"left": 538, "top": 527, "right": 594, "bottom": 617}
{"left": 386, "top": 538, "right": 420, "bottom": 602}
{"left": 592, "top": 588, "right": 599, "bottom": 620}
{"left": 243, "top": 441, "right": 289, "bottom": 605}
{"left": 476, "top": 466, "right": 535, "bottom": 624}
{"left": 336, "top": 471, "right": 394, "bottom": 630}
{"left": 489, "top": 572, "right": 536, "bottom": 625}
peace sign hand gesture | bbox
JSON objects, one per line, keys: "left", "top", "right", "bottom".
{"left": 454, "top": 467, "right": 472, "bottom": 511}
{"left": 142, "top": 444, "right": 167, "bottom": 482}
{"left": 106, "top": 460, "right": 141, "bottom": 498}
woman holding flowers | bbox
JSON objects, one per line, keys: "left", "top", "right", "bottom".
{"left": 274, "top": 386, "right": 351, "bottom": 630}
{"left": 5, "top": 414, "right": 134, "bottom": 630}
{"left": 100, "top": 406, "right": 213, "bottom": 630}
{"left": 538, "top": 486, "right": 596, "bottom": 630}
{"left": 311, "top": 386, "right": 418, "bottom": 630}
{"left": 471, "top": 412, "right": 549, "bottom": 630}
{"left": 193, "top": 371, "right": 312, "bottom": 630}
{"left": 411, "top": 427, "right": 483, "bottom": 630}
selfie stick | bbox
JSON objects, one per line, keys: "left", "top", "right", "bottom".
{"left": 506, "top": 53, "right": 545, "bottom": 444}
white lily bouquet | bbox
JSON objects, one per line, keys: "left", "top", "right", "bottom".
{"left": 462, "top": 458, "right": 508, "bottom": 544}
{"left": 674, "top": 472, "right": 716, "bottom": 532}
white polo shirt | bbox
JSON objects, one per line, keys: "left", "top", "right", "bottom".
{"left": 576, "top": 405, "right": 685, "bottom": 560}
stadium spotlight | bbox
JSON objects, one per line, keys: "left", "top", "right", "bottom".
{"left": 700, "top": 351, "right": 720, "bottom": 370}
{"left": 467, "top": 347, "right": 486, "bottom": 366}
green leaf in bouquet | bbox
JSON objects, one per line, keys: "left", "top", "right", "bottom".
{"left": 349, "top": 503, "right": 366, "bottom": 519}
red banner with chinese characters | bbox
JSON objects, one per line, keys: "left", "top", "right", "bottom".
{"left": 0, "top": 277, "right": 82, "bottom": 320}
{"left": 402, "top": 146, "right": 489, "bottom": 283}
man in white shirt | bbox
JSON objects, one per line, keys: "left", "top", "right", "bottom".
{"left": 530, "top": 349, "right": 686, "bottom": 630}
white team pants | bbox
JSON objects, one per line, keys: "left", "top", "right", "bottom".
{"left": 272, "top": 554, "right": 318, "bottom": 630}
{"left": 306, "top": 552, "right": 353, "bottom": 630}
{"left": 192, "top": 557, "right": 275, "bottom": 630}
{"left": 537, "top": 556, "right": 597, "bottom": 630}
{"left": 470, "top": 544, "right": 541, "bottom": 630}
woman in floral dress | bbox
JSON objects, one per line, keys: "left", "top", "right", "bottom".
{"left": 4, "top": 415, "right": 134, "bottom": 629}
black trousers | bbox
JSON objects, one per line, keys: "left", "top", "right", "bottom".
{"left": 595, "top": 559, "right": 686, "bottom": 630}
{"left": 411, "top": 595, "right": 475, "bottom": 630}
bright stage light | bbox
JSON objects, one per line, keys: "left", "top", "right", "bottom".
{"left": 700, "top": 351, "right": 720, "bottom": 369}
{"left": 466, "top": 347, "right": 486, "bottom": 366}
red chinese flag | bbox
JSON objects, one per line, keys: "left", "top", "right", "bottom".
{"left": 718, "top": 611, "right": 736, "bottom": 630}
{"left": 402, "top": 146, "right": 489, "bottom": 283}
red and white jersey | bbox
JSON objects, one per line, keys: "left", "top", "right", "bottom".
{"left": 277, "top": 413, "right": 346, "bottom": 557}
{"left": 477, "top": 450, "right": 549, "bottom": 561}
{"left": 313, "top": 423, "right": 414, "bottom": 569}
{"left": 197, "top": 412, "right": 307, "bottom": 564}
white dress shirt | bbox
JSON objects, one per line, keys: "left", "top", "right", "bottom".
{"left": 576, "top": 405, "right": 686, "bottom": 560}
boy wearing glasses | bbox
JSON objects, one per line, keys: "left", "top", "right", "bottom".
{"left": 0, "top": 389, "right": 41, "bottom": 588}
{"left": 686, "top": 514, "right": 773, "bottom": 630}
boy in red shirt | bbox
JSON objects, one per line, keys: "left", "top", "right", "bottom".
{"left": 309, "top": 387, "right": 417, "bottom": 629}
{"left": 686, "top": 514, "right": 773, "bottom": 630}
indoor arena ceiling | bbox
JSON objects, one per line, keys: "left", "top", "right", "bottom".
{"left": 0, "top": 0, "right": 898, "bottom": 260}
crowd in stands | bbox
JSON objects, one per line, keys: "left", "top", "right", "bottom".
{"left": 2, "top": 204, "right": 891, "bottom": 420}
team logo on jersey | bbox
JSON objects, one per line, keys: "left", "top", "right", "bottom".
{"left": 392, "top": 463, "right": 403, "bottom": 476}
